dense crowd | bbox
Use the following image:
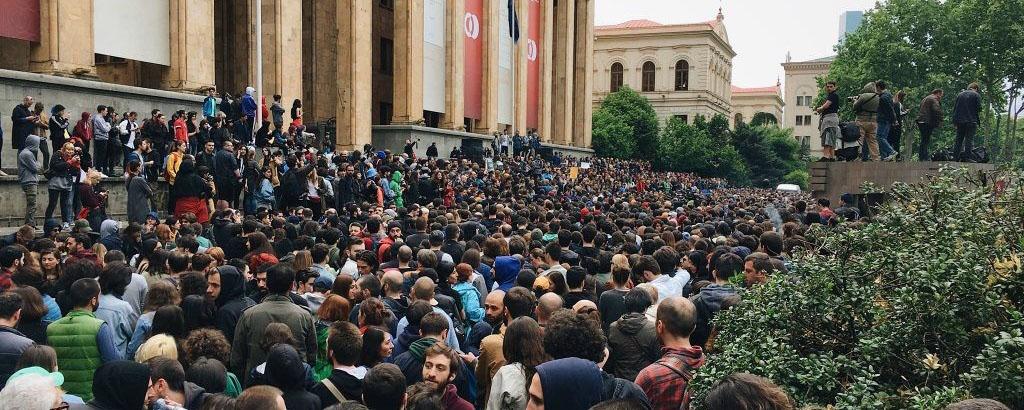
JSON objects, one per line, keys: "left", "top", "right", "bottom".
{"left": 2, "top": 92, "right": 1005, "bottom": 410}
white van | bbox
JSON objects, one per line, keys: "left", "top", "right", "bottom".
{"left": 776, "top": 184, "right": 801, "bottom": 193}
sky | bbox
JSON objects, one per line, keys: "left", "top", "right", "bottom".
{"left": 595, "top": 0, "right": 879, "bottom": 88}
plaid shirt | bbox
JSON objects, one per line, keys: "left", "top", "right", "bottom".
{"left": 634, "top": 345, "right": 705, "bottom": 410}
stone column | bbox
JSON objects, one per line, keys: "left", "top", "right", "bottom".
{"left": 30, "top": 0, "right": 96, "bottom": 78}
{"left": 162, "top": 0, "right": 216, "bottom": 93}
{"left": 393, "top": 0, "right": 425, "bottom": 124}
{"left": 440, "top": 0, "right": 466, "bottom": 130}
{"left": 335, "top": 0, "right": 373, "bottom": 151}
{"left": 261, "top": 0, "right": 303, "bottom": 103}
{"left": 301, "top": 0, "right": 338, "bottom": 123}
{"left": 550, "top": 0, "right": 575, "bottom": 145}
{"left": 513, "top": 0, "right": 528, "bottom": 133}
{"left": 572, "top": 0, "right": 594, "bottom": 148}
{"left": 539, "top": 0, "right": 554, "bottom": 141}
{"left": 473, "top": 0, "right": 500, "bottom": 134}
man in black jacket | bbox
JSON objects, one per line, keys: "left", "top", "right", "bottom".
{"left": 209, "top": 265, "right": 254, "bottom": 344}
{"left": 311, "top": 321, "right": 364, "bottom": 406}
{"left": 0, "top": 292, "right": 33, "bottom": 386}
{"left": 213, "top": 140, "right": 240, "bottom": 207}
{"left": 952, "top": 83, "right": 982, "bottom": 162}
{"left": 11, "top": 96, "right": 35, "bottom": 152}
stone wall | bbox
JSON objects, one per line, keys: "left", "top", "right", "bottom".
{"left": 809, "top": 161, "right": 996, "bottom": 201}
{"left": 371, "top": 124, "right": 594, "bottom": 158}
{"left": 0, "top": 69, "right": 204, "bottom": 169}
{"left": 0, "top": 176, "right": 169, "bottom": 228}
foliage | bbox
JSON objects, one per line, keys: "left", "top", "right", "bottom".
{"left": 591, "top": 87, "right": 659, "bottom": 159}
{"left": 750, "top": 112, "right": 779, "bottom": 127}
{"left": 782, "top": 169, "right": 809, "bottom": 190}
{"left": 825, "top": 0, "right": 1024, "bottom": 160}
{"left": 654, "top": 117, "right": 749, "bottom": 185}
{"left": 690, "top": 168, "right": 1024, "bottom": 409}
{"left": 730, "top": 124, "right": 805, "bottom": 188}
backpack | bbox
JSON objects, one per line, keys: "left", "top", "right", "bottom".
{"left": 455, "top": 284, "right": 484, "bottom": 324}
{"left": 839, "top": 122, "right": 861, "bottom": 143}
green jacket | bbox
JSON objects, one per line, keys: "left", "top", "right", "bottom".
{"left": 230, "top": 294, "right": 317, "bottom": 385}
{"left": 47, "top": 310, "right": 103, "bottom": 401}
{"left": 853, "top": 82, "right": 880, "bottom": 120}
{"left": 314, "top": 320, "right": 332, "bottom": 381}
{"left": 390, "top": 171, "right": 404, "bottom": 209}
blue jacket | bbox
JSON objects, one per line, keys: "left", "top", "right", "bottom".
{"left": 203, "top": 96, "right": 218, "bottom": 118}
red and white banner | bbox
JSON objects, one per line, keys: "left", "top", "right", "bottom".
{"left": 463, "top": 0, "right": 484, "bottom": 120}
{"left": 0, "top": 0, "right": 40, "bottom": 42}
{"left": 526, "top": 0, "right": 542, "bottom": 129}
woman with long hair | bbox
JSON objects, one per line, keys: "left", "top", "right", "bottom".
{"left": 486, "top": 317, "right": 549, "bottom": 410}
{"left": 33, "top": 102, "right": 51, "bottom": 170}
{"left": 358, "top": 326, "right": 394, "bottom": 368}
{"left": 313, "top": 294, "right": 351, "bottom": 381}
{"left": 38, "top": 248, "right": 62, "bottom": 296}
{"left": 78, "top": 169, "right": 107, "bottom": 232}
{"left": 72, "top": 111, "right": 92, "bottom": 153}
{"left": 10, "top": 286, "right": 51, "bottom": 344}
{"left": 127, "top": 281, "right": 181, "bottom": 359}
{"left": 171, "top": 159, "right": 214, "bottom": 223}
{"left": 292, "top": 250, "right": 313, "bottom": 273}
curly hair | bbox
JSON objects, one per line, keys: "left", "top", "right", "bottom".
{"left": 183, "top": 328, "right": 232, "bottom": 364}
{"left": 543, "top": 309, "right": 607, "bottom": 363}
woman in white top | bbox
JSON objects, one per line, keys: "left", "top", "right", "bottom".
{"left": 486, "top": 317, "right": 549, "bottom": 410}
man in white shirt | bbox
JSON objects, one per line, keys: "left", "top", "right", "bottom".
{"left": 635, "top": 255, "right": 682, "bottom": 305}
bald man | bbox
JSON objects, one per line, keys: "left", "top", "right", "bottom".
{"left": 464, "top": 290, "right": 504, "bottom": 356}
{"left": 635, "top": 296, "right": 706, "bottom": 410}
{"left": 536, "top": 292, "right": 564, "bottom": 327}
{"left": 394, "top": 277, "right": 461, "bottom": 351}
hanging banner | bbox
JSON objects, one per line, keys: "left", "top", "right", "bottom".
{"left": 95, "top": 0, "right": 170, "bottom": 65}
{"left": 463, "top": 0, "right": 484, "bottom": 120}
{"left": 0, "top": 0, "right": 40, "bottom": 41}
{"left": 423, "top": 0, "right": 446, "bottom": 113}
{"left": 526, "top": 0, "right": 541, "bottom": 130}
{"left": 497, "top": 1, "right": 513, "bottom": 125}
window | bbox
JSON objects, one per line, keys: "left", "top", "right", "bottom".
{"left": 734, "top": 113, "right": 744, "bottom": 125}
{"left": 674, "top": 114, "right": 688, "bottom": 124}
{"left": 641, "top": 61, "right": 656, "bottom": 92}
{"left": 379, "top": 102, "right": 392, "bottom": 125}
{"left": 380, "top": 38, "right": 394, "bottom": 75}
{"left": 796, "top": 116, "right": 804, "bottom": 126}
{"left": 379, "top": 0, "right": 394, "bottom": 9}
{"left": 802, "top": 136, "right": 812, "bottom": 151}
{"left": 674, "top": 60, "right": 689, "bottom": 91}
{"left": 95, "top": 54, "right": 126, "bottom": 65}
{"left": 610, "top": 62, "right": 623, "bottom": 92}
{"left": 796, "top": 96, "right": 804, "bottom": 106}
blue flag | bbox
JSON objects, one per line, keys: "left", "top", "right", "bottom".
{"left": 508, "top": 0, "right": 520, "bottom": 42}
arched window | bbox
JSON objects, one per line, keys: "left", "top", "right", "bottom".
{"left": 734, "top": 113, "right": 744, "bottom": 125}
{"left": 641, "top": 61, "right": 656, "bottom": 92}
{"left": 674, "top": 60, "right": 689, "bottom": 91}
{"left": 610, "top": 62, "right": 623, "bottom": 92}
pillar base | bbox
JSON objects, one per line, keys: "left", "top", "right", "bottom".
{"left": 161, "top": 80, "right": 217, "bottom": 95}
{"left": 29, "top": 61, "right": 98, "bottom": 80}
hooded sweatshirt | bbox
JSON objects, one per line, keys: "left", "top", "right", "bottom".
{"left": 242, "top": 87, "right": 257, "bottom": 119}
{"left": 606, "top": 312, "right": 660, "bottom": 382}
{"left": 99, "top": 220, "right": 122, "bottom": 253}
{"left": 86, "top": 361, "right": 151, "bottom": 410}
{"left": 18, "top": 134, "right": 40, "bottom": 186}
{"left": 853, "top": 81, "right": 880, "bottom": 120}
{"left": 535, "top": 358, "right": 604, "bottom": 410}
{"left": 689, "top": 283, "right": 739, "bottom": 347}
{"left": 390, "top": 170, "right": 404, "bottom": 208}
{"left": 493, "top": 256, "right": 522, "bottom": 292}
{"left": 214, "top": 266, "right": 255, "bottom": 344}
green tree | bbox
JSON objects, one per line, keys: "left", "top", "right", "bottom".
{"left": 751, "top": 112, "right": 779, "bottom": 127}
{"left": 591, "top": 86, "right": 660, "bottom": 159}
{"left": 655, "top": 117, "right": 749, "bottom": 185}
{"left": 730, "top": 124, "right": 805, "bottom": 188}
{"left": 783, "top": 169, "right": 810, "bottom": 190}
{"left": 690, "top": 168, "right": 1024, "bottom": 409}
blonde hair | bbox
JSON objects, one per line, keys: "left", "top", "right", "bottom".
{"left": 135, "top": 334, "right": 179, "bottom": 363}
{"left": 611, "top": 253, "right": 630, "bottom": 272}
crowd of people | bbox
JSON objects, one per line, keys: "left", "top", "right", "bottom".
{"left": 0, "top": 91, "right": 1007, "bottom": 410}
{"left": 814, "top": 80, "right": 982, "bottom": 163}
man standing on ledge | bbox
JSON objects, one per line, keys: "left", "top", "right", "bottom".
{"left": 951, "top": 83, "right": 982, "bottom": 162}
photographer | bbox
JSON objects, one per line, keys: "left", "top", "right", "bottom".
{"left": 405, "top": 138, "right": 419, "bottom": 157}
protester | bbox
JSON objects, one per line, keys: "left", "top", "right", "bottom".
{"left": 703, "top": 373, "right": 794, "bottom": 410}
{"left": 951, "top": 83, "right": 982, "bottom": 162}
{"left": 916, "top": 89, "right": 944, "bottom": 161}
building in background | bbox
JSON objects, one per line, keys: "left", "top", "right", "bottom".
{"left": 838, "top": 10, "right": 863, "bottom": 42}
{"left": 0, "top": 0, "right": 595, "bottom": 161}
{"left": 781, "top": 55, "right": 834, "bottom": 158}
{"left": 730, "top": 84, "right": 784, "bottom": 128}
{"left": 592, "top": 10, "right": 735, "bottom": 127}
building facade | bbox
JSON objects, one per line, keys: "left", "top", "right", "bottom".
{"left": 0, "top": 0, "right": 594, "bottom": 155}
{"left": 731, "top": 84, "right": 784, "bottom": 128}
{"left": 838, "top": 10, "right": 864, "bottom": 42}
{"left": 782, "top": 56, "right": 833, "bottom": 157}
{"left": 592, "top": 12, "right": 735, "bottom": 126}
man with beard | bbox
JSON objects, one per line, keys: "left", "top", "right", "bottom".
{"left": 463, "top": 290, "right": 504, "bottom": 356}
{"left": 422, "top": 343, "right": 473, "bottom": 410}
{"left": 476, "top": 287, "right": 534, "bottom": 405}
{"left": 208, "top": 265, "right": 255, "bottom": 344}
{"left": 214, "top": 140, "right": 240, "bottom": 206}
{"left": 47, "top": 277, "right": 122, "bottom": 400}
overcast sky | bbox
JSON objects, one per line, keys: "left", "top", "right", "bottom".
{"left": 595, "top": 0, "right": 879, "bottom": 88}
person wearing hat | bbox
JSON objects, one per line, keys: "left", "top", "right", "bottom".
{"left": 76, "top": 361, "right": 152, "bottom": 410}
{"left": 209, "top": 265, "right": 255, "bottom": 345}
{"left": 265, "top": 344, "right": 321, "bottom": 410}
{"left": 0, "top": 367, "right": 67, "bottom": 410}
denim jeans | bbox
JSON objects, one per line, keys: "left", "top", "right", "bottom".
{"left": 876, "top": 121, "right": 896, "bottom": 159}
{"left": 45, "top": 188, "right": 73, "bottom": 224}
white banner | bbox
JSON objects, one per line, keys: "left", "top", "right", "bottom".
{"left": 423, "top": 0, "right": 446, "bottom": 113}
{"left": 94, "top": 0, "right": 171, "bottom": 66}
{"left": 497, "top": 1, "right": 513, "bottom": 125}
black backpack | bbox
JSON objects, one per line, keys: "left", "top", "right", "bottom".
{"left": 839, "top": 122, "right": 861, "bottom": 143}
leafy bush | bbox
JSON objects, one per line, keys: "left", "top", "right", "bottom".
{"left": 690, "top": 168, "right": 1024, "bottom": 409}
{"left": 783, "top": 170, "right": 810, "bottom": 190}
{"left": 655, "top": 117, "right": 749, "bottom": 185}
{"left": 591, "top": 87, "right": 659, "bottom": 159}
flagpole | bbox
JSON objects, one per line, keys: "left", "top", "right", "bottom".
{"left": 254, "top": 0, "right": 263, "bottom": 143}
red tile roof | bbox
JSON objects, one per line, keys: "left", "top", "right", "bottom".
{"left": 731, "top": 85, "right": 781, "bottom": 94}
{"left": 596, "top": 19, "right": 717, "bottom": 32}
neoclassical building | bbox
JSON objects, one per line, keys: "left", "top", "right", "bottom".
{"left": 592, "top": 12, "right": 735, "bottom": 126}
{"left": 782, "top": 55, "right": 834, "bottom": 157}
{"left": 0, "top": 0, "right": 594, "bottom": 156}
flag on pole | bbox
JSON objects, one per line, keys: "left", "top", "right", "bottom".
{"left": 508, "top": 0, "right": 520, "bottom": 42}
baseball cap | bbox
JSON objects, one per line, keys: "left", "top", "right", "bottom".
{"left": 9, "top": 366, "right": 64, "bottom": 386}
{"left": 313, "top": 275, "right": 334, "bottom": 291}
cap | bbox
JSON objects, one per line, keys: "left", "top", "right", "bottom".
{"left": 73, "top": 219, "right": 91, "bottom": 232}
{"left": 147, "top": 212, "right": 160, "bottom": 221}
{"left": 313, "top": 275, "right": 334, "bottom": 290}
{"left": 9, "top": 366, "right": 64, "bottom": 386}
